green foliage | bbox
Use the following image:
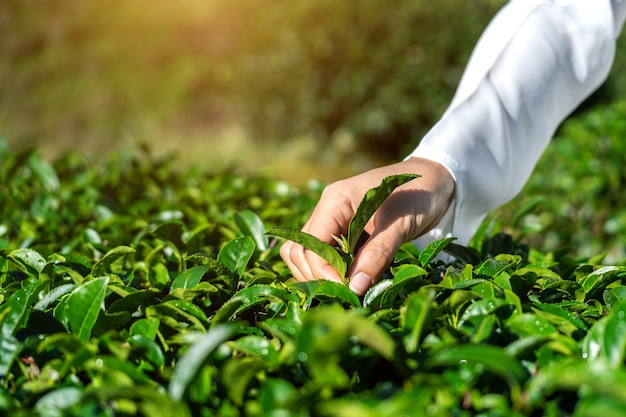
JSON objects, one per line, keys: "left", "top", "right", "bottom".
{"left": 492, "top": 100, "right": 626, "bottom": 262}
{"left": 2, "top": 140, "right": 626, "bottom": 416}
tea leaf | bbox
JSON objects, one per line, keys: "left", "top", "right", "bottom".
{"left": 581, "top": 300, "right": 626, "bottom": 368}
{"left": 222, "top": 357, "right": 266, "bottom": 406}
{"left": 418, "top": 237, "right": 456, "bottom": 266}
{"left": 7, "top": 248, "right": 46, "bottom": 276}
{"left": 66, "top": 276, "right": 109, "bottom": 340}
{"left": 266, "top": 227, "right": 346, "bottom": 277}
{"left": 212, "top": 284, "right": 300, "bottom": 325}
{"left": 0, "top": 333, "right": 20, "bottom": 377}
{"left": 34, "top": 387, "right": 83, "bottom": 416}
{"left": 426, "top": 344, "right": 528, "bottom": 399}
{"left": 129, "top": 334, "right": 165, "bottom": 368}
{"left": 169, "top": 324, "right": 238, "bottom": 401}
{"left": 401, "top": 289, "right": 436, "bottom": 352}
{"left": 347, "top": 174, "right": 420, "bottom": 254}
{"left": 290, "top": 280, "right": 361, "bottom": 307}
{"left": 151, "top": 221, "right": 186, "bottom": 252}
{"left": 170, "top": 266, "right": 209, "bottom": 293}
{"left": 1, "top": 280, "right": 49, "bottom": 337}
{"left": 91, "top": 246, "right": 135, "bottom": 277}
{"left": 218, "top": 236, "right": 256, "bottom": 278}
{"left": 235, "top": 210, "right": 268, "bottom": 252}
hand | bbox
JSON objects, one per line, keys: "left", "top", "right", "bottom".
{"left": 280, "top": 157, "right": 455, "bottom": 295}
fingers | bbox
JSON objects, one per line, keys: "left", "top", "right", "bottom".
{"left": 280, "top": 240, "right": 344, "bottom": 283}
{"left": 280, "top": 186, "right": 356, "bottom": 284}
{"left": 348, "top": 200, "right": 416, "bottom": 295}
{"left": 348, "top": 230, "right": 403, "bottom": 295}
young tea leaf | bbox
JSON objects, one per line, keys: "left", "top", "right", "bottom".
{"left": 169, "top": 324, "right": 238, "bottom": 401}
{"left": 91, "top": 246, "right": 136, "bottom": 277}
{"left": 0, "top": 333, "right": 20, "bottom": 377}
{"left": 401, "top": 289, "right": 436, "bottom": 353}
{"left": 1, "top": 280, "right": 49, "bottom": 337}
{"left": 582, "top": 299, "right": 626, "bottom": 368}
{"left": 170, "top": 266, "right": 209, "bottom": 293}
{"left": 290, "top": 280, "right": 362, "bottom": 308}
{"left": 265, "top": 227, "right": 346, "bottom": 277}
{"left": 66, "top": 276, "right": 109, "bottom": 340}
{"left": 418, "top": 237, "right": 456, "bottom": 267}
{"left": 347, "top": 174, "right": 420, "bottom": 254}
{"left": 235, "top": 210, "right": 269, "bottom": 252}
{"left": 218, "top": 236, "right": 256, "bottom": 278}
{"left": 7, "top": 248, "right": 46, "bottom": 276}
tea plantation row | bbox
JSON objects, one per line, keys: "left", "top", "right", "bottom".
{"left": 1, "top": 139, "right": 626, "bottom": 416}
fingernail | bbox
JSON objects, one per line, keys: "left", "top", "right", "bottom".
{"left": 349, "top": 271, "right": 373, "bottom": 296}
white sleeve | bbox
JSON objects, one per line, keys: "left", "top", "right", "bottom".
{"left": 409, "top": 0, "right": 626, "bottom": 248}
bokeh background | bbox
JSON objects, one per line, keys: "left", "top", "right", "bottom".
{"left": 3, "top": 0, "right": 626, "bottom": 259}
{"left": 2, "top": 0, "right": 511, "bottom": 181}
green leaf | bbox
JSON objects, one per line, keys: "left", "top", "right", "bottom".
{"left": 212, "top": 284, "right": 300, "bottom": 325}
{"left": 0, "top": 333, "right": 20, "bottom": 377}
{"left": 347, "top": 174, "right": 420, "bottom": 254}
{"left": 108, "top": 289, "right": 159, "bottom": 314}
{"left": 151, "top": 221, "right": 186, "bottom": 253}
{"left": 7, "top": 248, "right": 46, "bottom": 276}
{"left": 604, "top": 286, "right": 626, "bottom": 309}
{"left": 34, "top": 283, "right": 76, "bottom": 311}
{"left": 129, "top": 334, "right": 165, "bottom": 368}
{"left": 165, "top": 300, "right": 210, "bottom": 330}
{"left": 426, "top": 344, "right": 528, "bottom": 402}
{"left": 184, "top": 253, "right": 234, "bottom": 285}
{"left": 575, "top": 394, "right": 626, "bottom": 417}
{"left": 91, "top": 246, "right": 135, "bottom": 277}
{"left": 34, "top": 387, "right": 83, "bottom": 417}
{"left": 235, "top": 210, "right": 268, "bottom": 252}
{"left": 222, "top": 357, "right": 266, "bottom": 406}
{"left": 418, "top": 237, "right": 456, "bottom": 266}
{"left": 28, "top": 152, "right": 60, "bottom": 192}
{"left": 401, "top": 289, "right": 436, "bottom": 353}
{"left": 218, "top": 236, "right": 256, "bottom": 278}
{"left": 582, "top": 300, "right": 626, "bottom": 368}
{"left": 169, "top": 324, "right": 238, "bottom": 401}
{"left": 362, "top": 279, "right": 394, "bottom": 309}
{"left": 170, "top": 266, "right": 209, "bottom": 293}
{"left": 66, "top": 277, "right": 109, "bottom": 340}
{"left": 265, "top": 227, "right": 346, "bottom": 277}
{"left": 87, "top": 356, "right": 152, "bottom": 385}
{"left": 533, "top": 302, "right": 588, "bottom": 333}
{"left": 130, "top": 318, "right": 160, "bottom": 340}
{"left": 507, "top": 313, "right": 559, "bottom": 338}
{"left": 290, "top": 280, "right": 361, "bottom": 307}
{"left": 526, "top": 359, "right": 626, "bottom": 407}
{"left": 579, "top": 265, "right": 624, "bottom": 299}
{"left": 302, "top": 305, "right": 396, "bottom": 362}
{"left": 1, "top": 280, "right": 49, "bottom": 337}
{"left": 369, "top": 264, "right": 429, "bottom": 309}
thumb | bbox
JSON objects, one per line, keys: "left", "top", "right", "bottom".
{"left": 347, "top": 228, "right": 405, "bottom": 296}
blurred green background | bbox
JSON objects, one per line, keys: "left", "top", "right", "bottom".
{"left": 2, "top": 0, "right": 510, "bottom": 181}
{"left": 3, "top": 0, "right": 626, "bottom": 259}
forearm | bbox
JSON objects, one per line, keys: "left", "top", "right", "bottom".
{"left": 410, "top": 0, "right": 625, "bottom": 245}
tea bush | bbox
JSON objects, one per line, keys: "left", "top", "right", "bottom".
{"left": 2, "top": 137, "right": 626, "bottom": 416}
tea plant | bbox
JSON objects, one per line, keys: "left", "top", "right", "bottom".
{"left": 2, "top": 140, "right": 626, "bottom": 416}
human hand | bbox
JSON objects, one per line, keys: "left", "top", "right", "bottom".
{"left": 280, "top": 157, "right": 455, "bottom": 296}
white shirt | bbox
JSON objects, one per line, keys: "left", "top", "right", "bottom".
{"left": 410, "top": 0, "right": 626, "bottom": 248}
